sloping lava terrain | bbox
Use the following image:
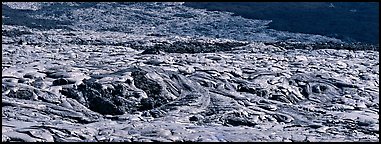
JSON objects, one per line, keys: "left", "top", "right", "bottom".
{"left": 2, "top": 2, "right": 379, "bottom": 142}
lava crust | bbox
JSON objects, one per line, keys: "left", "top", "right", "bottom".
{"left": 2, "top": 2, "right": 379, "bottom": 142}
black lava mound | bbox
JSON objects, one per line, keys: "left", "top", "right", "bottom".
{"left": 140, "top": 40, "right": 248, "bottom": 54}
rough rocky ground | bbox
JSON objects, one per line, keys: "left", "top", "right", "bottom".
{"left": 2, "top": 2, "right": 379, "bottom": 142}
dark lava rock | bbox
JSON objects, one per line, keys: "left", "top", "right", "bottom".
{"left": 223, "top": 113, "right": 256, "bottom": 127}
{"left": 60, "top": 79, "right": 129, "bottom": 115}
{"left": 131, "top": 69, "right": 169, "bottom": 111}
{"left": 237, "top": 84, "right": 256, "bottom": 93}
{"left": 46, "top": 72, "right": 71, "bottom": 79}
{"left": 141, "top": 44, "right": 165, "bottom": 54}
{"left": 311, "top": 84, "right": 328, "bottom": 94}
{"left": 359, "top": 74, "right": 372, "bottom": 80}
{"left": 88, "top": 95, "right": 124, "bottom": 115}
{"left": 58, "top": 67, "right": 176, "bottom": 115}
{"left": 189, "top": 115, "right": 200, "bottom": 121}
{"left": 140, "top": 97, "right": 156, "bottom": 111}
{"left": 52, "top": 78, "right": 76, "bottom": 86}
{"left": 139, "top": 40, "right": 247, "bottom": 54}
{"left": 75, "top": 79, "right": 130, "bottom": 115}
{"left": 23, "top": 73, "right": 36, "bottom": 79}
{"left": 53, "top": 78, "right": 69, "bottom": 86}
{"left": 17, "top": 78, "right": 31, "bottom": 84}
{"left": 273, "top": 113, "right": 293, "bottom": 123}
{"left": 7, "top": 89, "right": 35, "bottom": 100}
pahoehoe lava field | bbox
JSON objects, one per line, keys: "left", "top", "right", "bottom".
{"left": 2, "top": 2, "right": 379, "bottom": 142}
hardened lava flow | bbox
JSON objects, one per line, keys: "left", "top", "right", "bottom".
{"left": 2, "top": 2, "right": 379, "bottom": 142}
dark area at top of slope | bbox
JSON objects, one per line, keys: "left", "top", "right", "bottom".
{"left": 136, "top": 40, "right": 379, "bottom": 54}
{"left": 1, "top": 3, "right": 127, "bottom": 30}
{"left": 265, "top": 41, "right": 379, "bottom": 51}
{"left": 2, "top": 4, "right": 73, "bottom": 30}
{"left": 184, "top": 2, "right": 379, "bottom": 45}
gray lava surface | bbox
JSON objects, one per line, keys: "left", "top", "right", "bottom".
{"left": 2, "top": 2, "right": 379, "bottom": 142}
